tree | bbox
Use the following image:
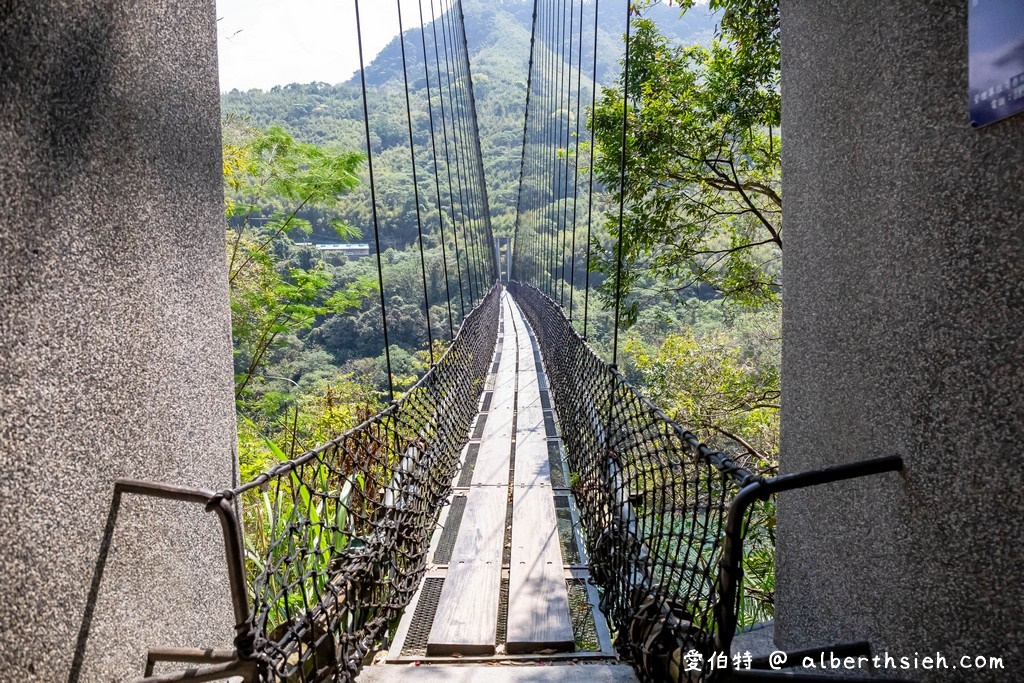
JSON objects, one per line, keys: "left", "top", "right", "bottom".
{"left": 592, "top": 1, "right": 781, "bottom": 319}
{"left": 223, "top": 120, "right": 375, "bottom": 399}
{"left": 625, "top": 324, "right": 779, "bottom": 468}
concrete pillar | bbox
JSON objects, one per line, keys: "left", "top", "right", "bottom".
{"left": 0, "top": 1, "right": 237, "bottom": 680}
{"left": 778, "top": 0, "right": 1024, "bottom": 675}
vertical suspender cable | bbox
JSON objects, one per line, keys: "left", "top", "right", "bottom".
{"left": 438, "top": 1, "right": 478, "bottom": 305}
{"left": 419, "top": 0, "right": 456, "bottom": 339}
{"left": 567, "top": 0, "right": 585, "bottom": 322}
{"left": 547, "top": 0, "right": 558, "bottom": 297}
{"left": 535, "top": 0, "right": 545, "bottom": 292}
{"left": 611, "top": 1, "right": 631, "bottom": 367}
{"left": 554, "top": 0, "right": 567, "bottom": 300}
{"left": 583, "top": 0, "right": 599, "bottom": 339}
{"left": 355, "top": 0, "right": 394, "bottom": 401}
{"left": 430, "top": 0, "right": 468, "bottom": 318}
{"left": 536, "top": 0, "right": 544, "bottom": 288}
{"left": 530, "top": 1, "right": 544, "bottom": 287}
{"left": 448, "top": 2, "right": 485, "bottom": 295}
{"left": 439, "top": 1, "right": 470, "bottom": 294}
{"left": 546, "top": 0, "right": 558, "bottom": 297}
{"left": 447, "top": 0, "right": 479, "bottom": 289}
{"left": 397, "top": 0, "right": 435, "bottom": 364}
{"left": 539, "top": 0, "right": 552, "bottom": 289}
{"left": 455, "top": 0, "right": 497, "bottom": 285}
{"left": 512, "top": 0, "right": 541, "bottom": 283}
{"left": 559, "top": 0, "right": 574, "bottom": 309}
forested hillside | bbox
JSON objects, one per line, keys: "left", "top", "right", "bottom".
{"left": 220, "top": 0, "right": 718, "bottom": 397}
{"left": 224, "top": 0, "right": 781, "bottom": 626}
{"left": 221, "top": 0, "right": 715, "bottom": 243}
{"left": 221, "top": 0, "right": 782, "bottom": 491}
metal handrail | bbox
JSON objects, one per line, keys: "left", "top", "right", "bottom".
{"left": 713, "top": 456, "right": 905, "bottom": 679}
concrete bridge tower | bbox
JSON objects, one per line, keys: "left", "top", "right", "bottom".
{"left": 778, "top": 0, "right": 1024, "bottom": 675}
{"left": 0, "top": 1, "right": 237, "bottom": 679}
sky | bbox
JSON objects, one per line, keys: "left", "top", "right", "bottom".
{"left": 216, "top": 0, "right": 419, "bottom": 92}
{"left": 216, "top": 0, "right": 704, "bottom": 93}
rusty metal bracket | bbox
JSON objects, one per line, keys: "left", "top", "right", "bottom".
{"left": 114, "top": 479, "right": 257, "bottom": 679}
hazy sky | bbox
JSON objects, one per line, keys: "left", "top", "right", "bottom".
{"left": 216, "top": 0, "right": 701, "bottom": 93}
{"left": 216, "top": 0, "right": 427, "bottom": 92}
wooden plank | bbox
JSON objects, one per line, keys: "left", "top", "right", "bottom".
{"left": 506, "top": 299, "right": 574, "bottom": 654}
{"left": 428, "top": 295, "right": 517, "bottom": 656}
{"left": 507, "top": 485, "right": 573, "bottom": 654}
{"left": 512, "top": 306, "right": 548, "bottom": 487}
{"left": 472, "top": 296, "right": 516, "bottom": 486}
{"left": 427, "top": 487, "right": 507, "bottom": 655}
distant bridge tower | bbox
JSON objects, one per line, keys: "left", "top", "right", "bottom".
{"left": 0, "top": 1, "right": 237, "bottom": 679}
{"left": 496, "top": 235, "right": 513, "bottom": 283}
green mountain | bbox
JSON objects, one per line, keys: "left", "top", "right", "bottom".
{"left": 221, "top": 0, "right": 716, "bottom": 247}
{"left": 220, "top": 0, "right": 723, "bottom": 409}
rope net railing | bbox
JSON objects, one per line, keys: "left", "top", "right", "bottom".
{"left": 509, "top": 281, "right": 760, "bottom": 681}
{"left": 236, "top": 3, "right": 501, "bottom": 673}
{"left": 238, "top": 284, "right": 499, "bottom": 681}
{"left": 507, "top": 5, "right": 779, "bottom": 676}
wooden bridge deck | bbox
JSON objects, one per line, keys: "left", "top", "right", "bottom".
{"left": 382, "top": 290, "right": 619, "bottom": 666}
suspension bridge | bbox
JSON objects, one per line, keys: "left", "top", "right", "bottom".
{"left": 42, "top": 1, "right": 908, "bottom": 682}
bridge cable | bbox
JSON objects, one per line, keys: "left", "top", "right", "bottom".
{"left": 429, "top": 0, "right": 469, "bottom": 318}
{"left": 536, "top": 0, "right": 549, "bottom": 290}
{"left": 418, "top": 0, "right": 457, "bottom": 339}
{"left": 553, "top": 0, "right": 565, "bottom": 301}
{"left": 397, "top": 0, "right": 435, "bottom": 364}
{"left": 556, "top": 0, "right": 568, "bottom": 302}
{"left": 354, "top": 0, "right": 394, "bottom": 401}
{"left": 567, "top": 0, "right": 585, "bottom": 322}
{"left": 559, "top": 0, "right": 573, "bottom": 310}
{"left": 611, "top": 1, "right": 632, "bottom": 366}
{"left": 445, "top": 0, "right": 482, "bottom": 293}
{"left": 512, "top": 0, "right": 541, "bottom": 283}
{"left": 455, "top": 0, "right": 498, "bottom": 284}
{"left": 551, "top": 0, "right": 562, "bottom": 299}
{"left": 545, "top": 0, "right": 556, "bottom": 298}
{"left": 437, "top": 0, "right": 478, "bottom": 305}
{"left": 512, "top": 0, "right": 608, "bottom": 330}
{"left": 582, "top": 0, "right": 600, "bottom": 339}
{"left": 451, "top": 1, "right": 490, "bottom": 293}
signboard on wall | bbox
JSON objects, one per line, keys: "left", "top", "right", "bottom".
{"left": 969, "top": 0, "right": 1024, "bottom": 127}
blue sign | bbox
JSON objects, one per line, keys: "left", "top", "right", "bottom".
{"left": 969, "top": 0, "right": 1024, "bottom": 127}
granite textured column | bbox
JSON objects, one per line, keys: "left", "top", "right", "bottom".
{"left": 0, "top": 1, "right": 237, "bottom": 680}
{"left": 778, "top": 0, "right": 1024, "bottom": 677}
